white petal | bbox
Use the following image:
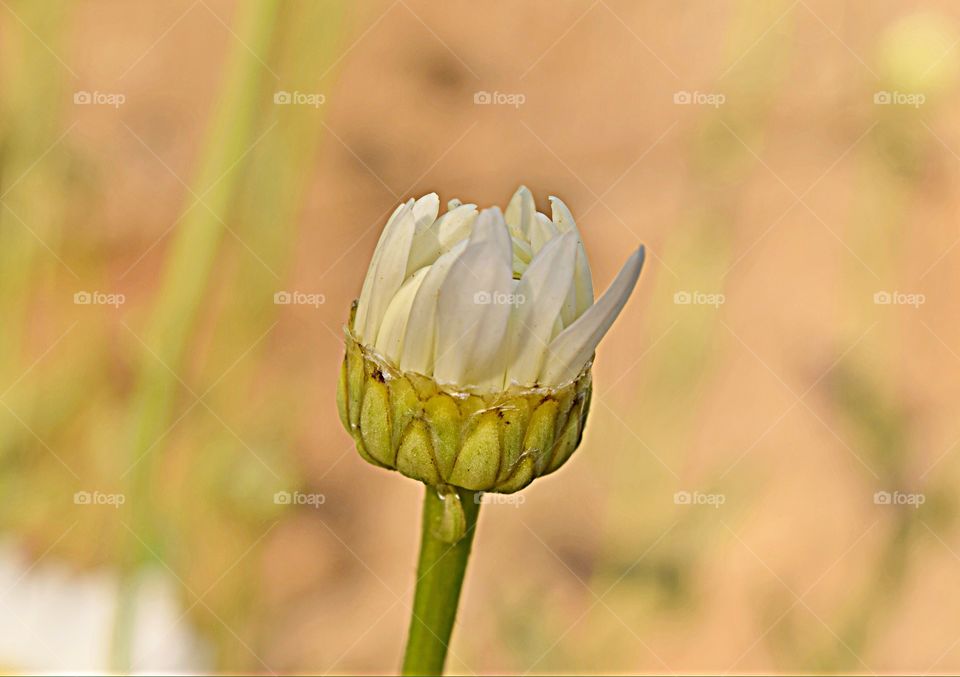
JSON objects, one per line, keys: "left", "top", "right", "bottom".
{"left": 540, "top": 245, "right": 645, "bottom": 385}
{"left": 505, "top": 185, "right": 535, "bottom": 239}
{"left": 504, "top": 231, "right": 578, "bottom": 386}
{"left": 571, "top": 245, "right": 595, "bottom": 318}
{"left": 405, "top": 193, "right": 442, "bottom": 274}
{"left": 374, "top": 266, "right": 430, "bottom": 364}
{"left": 399, "top": 240, "right": 468, "bottom": 375}
{"left": 528, "top": 212, "right": 558, "bottom": 254}
{"left": 513, "top": 236, "right": 533, "bottom": 264}
{"left": 413, "top": 192, "right": 440, "bottom": 223}
{"left": 434, "top": 208, "right": 513, "bottom": 390}
{"left": 354, "top": 200, "right": 415, "bottom": 342}
{"left": 549, "top": 196, "right": 575, "bottom": 230}
{"left": 511, "top": 237, "right": 533, "bottom": 277}
{"left": 437, "top": 204, "right": 478, "bottom": 251}
{"left": 550, "top": 196, "right": 594, "bottom": 324}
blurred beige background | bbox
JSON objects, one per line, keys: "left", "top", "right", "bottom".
{"left": 1, "top": 0, "right": 959, "bottom": 673}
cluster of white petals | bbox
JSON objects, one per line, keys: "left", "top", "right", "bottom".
{"left": 353, "top": 187, "right": 645, "bottom": 393}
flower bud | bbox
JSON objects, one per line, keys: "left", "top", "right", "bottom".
{"left": 336, "top": 188, "right": 644, "bottom": 541}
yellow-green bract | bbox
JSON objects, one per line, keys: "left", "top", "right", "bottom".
{"left": 337, "top": 307, "right": 593, "bottom": 495}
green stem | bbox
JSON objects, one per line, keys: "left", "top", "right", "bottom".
{"left": 402, "top": 486, "right": 481, "bottom": 676}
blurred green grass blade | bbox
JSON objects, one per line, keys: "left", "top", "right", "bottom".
{"left": 113, "top": 1, "right": 284, "bottom": 670}
{"left": 0, "top": 2, "right": 71, "bottom": 426}
{"left": 201, "top": 0, "right": 347, "bottom": 380}
{"left": 125, "top": 0, "right": 281, "bottom": 539}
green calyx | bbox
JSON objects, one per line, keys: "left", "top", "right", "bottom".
{"left": 337, "top": 307, "right": 593, "bottom": 532}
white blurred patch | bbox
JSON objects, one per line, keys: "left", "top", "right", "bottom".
{"left": 0, "top": 542, "right": 212, "bottom": 673}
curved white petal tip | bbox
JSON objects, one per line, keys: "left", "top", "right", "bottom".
{"left": 540, "top": 244, "right": 645, "bottom": 385}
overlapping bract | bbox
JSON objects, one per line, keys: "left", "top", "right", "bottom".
{"left": 337, "top": 324, "right": 593, "bottom": 495}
